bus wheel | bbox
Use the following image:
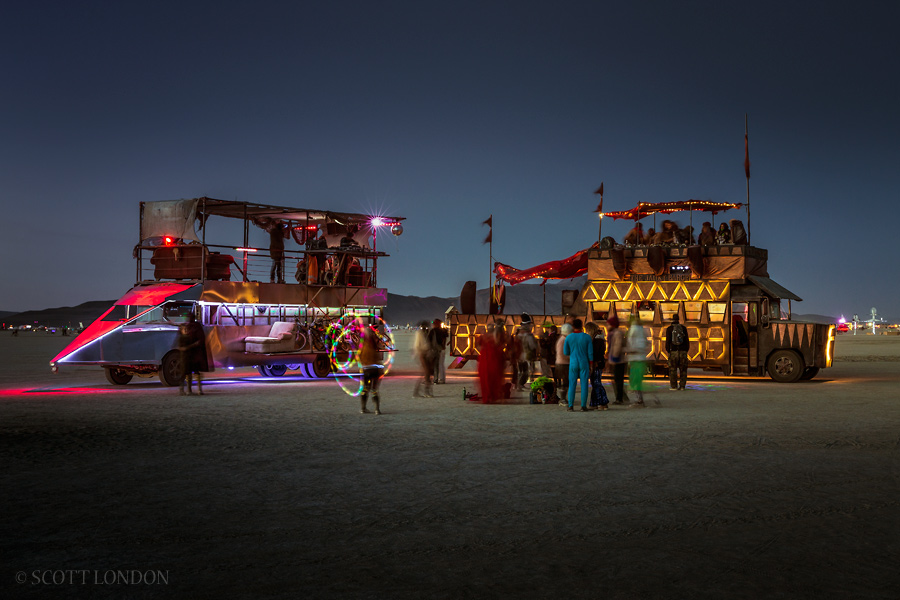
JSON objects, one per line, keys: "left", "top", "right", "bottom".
{"left": 767, "top": 350, "right": 804, "bottom": 383}
{"left": 257, "top": 365, "right": 272, "bottom": 377}
{"left": 268, "top": 364, "right": 288, "bottom": 377}
{"left": 311, "top": 354, "right": 333, "bottom": 378}
{"left": 159, "top": 351, "right": 183, "bottom": 387}
{"left": 800, "top": 366, "right": 820, "bottom": 380}
{"left": 105, "top": 367, "right": 133, "bottom": 385}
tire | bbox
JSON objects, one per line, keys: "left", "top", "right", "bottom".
{"left": 268, "top": 364, "right": 288, "bottom": 377}
{"left": 158, "top": 351, "right": 183, "bottom": 387}
{"left": 105, "top": 367, "right": 133, "bottom": 385}
{"left": 767, "top": 350, "right": 804, "bottom": 383}
{"left": 800, "top": 366, "right": 820, "bottom": 381}
{"left": 311, "top": 354, "right": 333, "bottom": 378}
{"left": 257, "top": 365, "right": 272, "bottom": 377}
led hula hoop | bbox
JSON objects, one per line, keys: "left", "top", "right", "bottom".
{"left": 326, "top": 313, "right": 396, "bottom": 397}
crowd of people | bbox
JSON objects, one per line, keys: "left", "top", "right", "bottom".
{"left": 455, "top": 313, "right": 689, "bottom": 409}
{"left": 165, "top": 311, "right": 690, "bottom": 414}
{"left": 623, "top": 219, "right": 743, "bottom": 247}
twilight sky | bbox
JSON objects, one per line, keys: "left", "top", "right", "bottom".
{"left": 3, "top": 1, "right": 898, "bottom": 320}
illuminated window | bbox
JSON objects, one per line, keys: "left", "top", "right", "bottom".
{"left": 660, "top": 302, "right": 679, "bottom": 321}
{"left": 708, "top": 303, "right": 727, "bottom": 323}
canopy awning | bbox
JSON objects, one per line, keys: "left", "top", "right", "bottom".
{"left": 747, "top": 275, "right": 803, "bottom": 301}
{"left": 600, "top": 200, "right": 743, "bottom": 221}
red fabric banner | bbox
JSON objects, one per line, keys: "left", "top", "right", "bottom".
{"left": 494, "top": 243, "right": 598, "bottom": 285}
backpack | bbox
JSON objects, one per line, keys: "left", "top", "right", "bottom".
{"left": 672, "top": 324, "right": 686, "bottom": 347}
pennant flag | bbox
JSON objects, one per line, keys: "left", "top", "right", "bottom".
{"left": 594, "top": 182, "right": 604, "bottom": 213}
{"left": 483, "top": 230, "right": 492, "bottom": 244}
{"left": 482, "top": 216, "right": 492, "bottom": 227}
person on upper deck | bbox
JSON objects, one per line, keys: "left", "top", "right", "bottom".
{"left": 699, "top": 222, "right": 716, "bottom": 246}
{"left": 652, "top": 220, "right": 678, "bottom": 245}
{"left": 624, "top": 222, "right": 645, "bottom": 245}
{"left": 716, "top": 222, "right": 731, "bottom": 245}
{"left": 340, "top": 225, "right": 361, "bottom": 248}
{"left": 644, "top": 227, "right": 656, "bottom": 245}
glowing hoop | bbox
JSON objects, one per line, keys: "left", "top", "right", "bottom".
{"left": 326, "top": 313, "right": 395, "bottom": 397}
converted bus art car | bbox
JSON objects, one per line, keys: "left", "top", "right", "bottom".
{"left": 447, "top": 200, "right": 834, "bottom": 383}
{"left": 50, "top": 197, "right": 404, "bottom": 385}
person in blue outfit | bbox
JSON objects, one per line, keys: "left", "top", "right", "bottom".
{"left": 563, "top": 319, "right": 594, "bottom": 412}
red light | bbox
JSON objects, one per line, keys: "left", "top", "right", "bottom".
{"left": 164, "top": 236, "right": 175, "bottom": 245}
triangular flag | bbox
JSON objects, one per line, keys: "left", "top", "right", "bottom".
{"left": 482, "top": 216, "right": 492, "bottom": 227}
{"left": 483, "top": 230, "right": 492, "bottom": 244}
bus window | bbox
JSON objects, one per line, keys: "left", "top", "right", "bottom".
{"left": 660, "top": 302, "right": 679, "bottom": 321}
{"left": 708, "top": 302, "right": 727, "bottom": 323}
{"left": 685, "top": 302, "right": 702, "bottom": 322}
{"left": 614, "top": 301, "right": 632, "bottom": 321}
{"left": 637, "top": 301, "right": 655, "bottom": 322}
{"left": 162, "top": 302, "right": 195, "bottom": 324}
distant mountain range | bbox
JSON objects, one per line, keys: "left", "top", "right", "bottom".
{"left": 0, "top": 279, "right": 588, "bottom": 329}
{"left": 3, "top": 278, "right": 857, "bottom": 329}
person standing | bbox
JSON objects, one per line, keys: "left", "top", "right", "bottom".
{"left": 555, "top": 323, "right": 572, "bottom": 407}
{"left": 606, "top": 316, "right": 628, "bottom": 404}
{"left": 665, "top": 315, "right": 690, "bottom": 390}
{"left": 541, "top": 324, "right": 560, "bottom": 389}
{"left": 563, "top": 319, "right": 594, "bottom": 412}
{"left": 358, "top": 326, "right": 384, "bottom": 414}
{"left": 428, "top": 318, "right": 449, "bottom": 384}
{"left": 178, "top": 312, "right": 209, "bottom": 395}
{"left": 516, "top": 323, "right": 538, "bottom": 390}
{"left": 476, "top": 322, "right": 503, "bottom": 403}
{"left": 584, "top": 322, "right": 610, "bottom": 410}
{"left": 625, "top": 315, "right": 650, "bottom": 407}
{"left": 412, "top": 321, "right": 436, "bottom": 398}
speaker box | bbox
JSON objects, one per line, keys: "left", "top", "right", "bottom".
{"left": 460, "top": 281, "right": 477, "bottom": 314}
{"left": 648, "top": 245, "right": 666, "bottom": 276}
{"left": 611, "top": 247, "right": 627, "bottom": 278}
{"left": 730, "top": 219, "right": 747, "bottom": 245}
{"left": 687, "top": 245, "right": 704, "bottom": 278}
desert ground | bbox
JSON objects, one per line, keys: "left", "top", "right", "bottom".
{"left": 1, "top": 332, "right": 898, "bottom": 599}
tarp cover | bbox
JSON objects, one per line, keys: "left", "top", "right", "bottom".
{"left": 494, "top": 243, "right": 597, "bottom": 285}
{"left": 601, "top": 200, "right": 743, "bottom": 221}
{"left": 141, "top": 199, "right": 201, "bottom": 243}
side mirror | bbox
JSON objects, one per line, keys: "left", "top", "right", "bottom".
{"left": 761, "top": 314, "right": 770, "bottom": 327}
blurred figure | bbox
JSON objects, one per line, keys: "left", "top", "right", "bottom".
{"left": 606, "top": 316, "right": 628, "bottom": 404}
{"left": 178, "top": 312, "right": 208, "bottom": 396}
{"left": 413, "top": 321, "right": 436, "bottom": 398}
{"left": 624, "top": 222, "right": 645, "bottom": 245}
{"left": 476, "top": 322, "right": 504, "bottom": 403}
{"left": 644, "top": 227, "right": 656, "bottom": 245}
{"left": 555, "top": 323, "right": 573, "bottom": 402}
{"left": 516, "top": 322, "right": 538, "bottom": 389}
{"left": 652, "top": 220, "right": 679, "bottom": 245}
{"left": 625, "top": 315, "right": 651, "bottom": 408}
{"left": 428, "top": 318, "right": 449, "bottom": 384}
{"left": 699, "top": 222, "right": 716, "bottom": 246}
{"left": 358, "top": 326, "right": 384, "bottom": 414}
{"left": 585, "top": 322, "right": 610, "bottom": 410}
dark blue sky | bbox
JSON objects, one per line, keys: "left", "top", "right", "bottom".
{"left": 3, "top": 1, "right": 898, "bottom": 320}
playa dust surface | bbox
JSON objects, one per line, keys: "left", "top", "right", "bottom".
{"left": 1, "top": 332, "right": 899, "bottom": 599}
